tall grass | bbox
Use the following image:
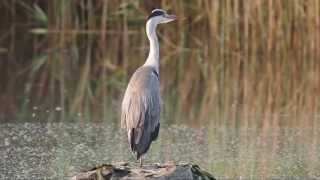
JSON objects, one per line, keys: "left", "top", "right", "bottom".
{"left": 0, "top": 0, "right": 319, "bottom": 128}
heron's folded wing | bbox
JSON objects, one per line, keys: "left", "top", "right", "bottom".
{"left": 121, "top": 67, "right": 161, "bottom": 144}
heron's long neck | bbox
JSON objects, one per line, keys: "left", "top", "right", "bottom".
{"left": 144, "top": 20, "right": 159, "bottom": 73}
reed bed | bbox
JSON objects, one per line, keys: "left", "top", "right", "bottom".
{"left": 0, "top": 0, "right": 319, "bottom": 128}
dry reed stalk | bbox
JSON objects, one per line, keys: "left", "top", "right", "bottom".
{"left": 100, "top": 0, "right": 109, "bottom": 122}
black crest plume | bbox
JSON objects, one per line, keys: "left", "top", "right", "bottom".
{"left": 147, "top": 9, "right": 165, "bottom": 20}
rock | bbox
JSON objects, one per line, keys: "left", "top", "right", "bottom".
{"left": 70, "top": 162, "right": 215, "bottom": 180}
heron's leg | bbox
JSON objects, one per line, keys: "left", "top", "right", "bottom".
{"left": 139, "top": 156, "right": 143, "bottom": 167}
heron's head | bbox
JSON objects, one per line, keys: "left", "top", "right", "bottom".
{"left": 147, "top": 9, "right": 177, "bottom": 25}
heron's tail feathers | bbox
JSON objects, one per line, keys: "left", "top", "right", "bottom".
{"left": 129, "top": 125, "right": 159, "bottom": 160}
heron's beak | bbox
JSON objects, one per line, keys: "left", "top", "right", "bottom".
{"left": 166, "top": 14, "right": 178, "bottom": 20}
{"left": 168, "top": 14, "right": 186, "bottom": 21}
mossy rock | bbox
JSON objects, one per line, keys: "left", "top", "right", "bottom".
{"left": 70, "top": 162, "right": 216, "bottom": 180}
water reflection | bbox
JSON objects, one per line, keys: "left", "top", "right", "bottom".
{"left": 0, "top": 122, "right": 319, "bottom": 179}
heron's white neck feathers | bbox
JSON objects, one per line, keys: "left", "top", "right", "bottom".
{"left": 144, "top": 20, "right": 159, "bottom": 73}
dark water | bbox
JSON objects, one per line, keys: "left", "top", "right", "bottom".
{"left": 0, "top": 122, "right": 319, "bottom": 179}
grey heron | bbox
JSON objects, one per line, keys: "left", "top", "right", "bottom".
{"left": 121, "top": 9, "right": 177, "bottom": 166}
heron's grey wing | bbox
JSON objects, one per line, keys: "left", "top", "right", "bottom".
{"left": 121, "top": 67, "right": 160, "bottom": 154}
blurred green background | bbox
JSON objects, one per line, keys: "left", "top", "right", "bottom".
{"left": 0, "top": 0, "right": 320, "bottom": 178}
